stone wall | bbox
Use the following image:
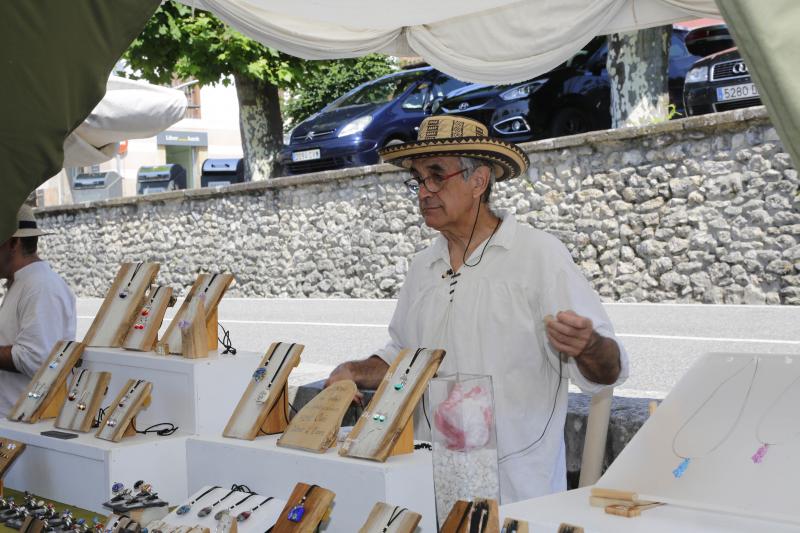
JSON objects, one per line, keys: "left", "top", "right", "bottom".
{"left": 36, "top": 107, "right": 800, "bottom": 304}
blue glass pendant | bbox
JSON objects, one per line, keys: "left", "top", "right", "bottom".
{"left": 672, "top": 458, "right": 690, "bottom": 478}
{"left": 49, "top": 361, "right": 59, "bottom": 369}
{"left": 176, "top": 505, "right": 191, "bottom": 515}
{"left": 253, "top": 367, "right": 267, "bottom": 382}
{"left": 111, "top": 483, "right": 124, "bottom": 494}
{"left": 287, "top": 504, "right": 305, "bottom": 522}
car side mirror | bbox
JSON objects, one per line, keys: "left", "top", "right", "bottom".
{"left": 429, "top": 97, "right": 443, "bottom": 114}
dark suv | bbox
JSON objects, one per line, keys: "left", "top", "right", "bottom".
{"left": 435, "top": 30, "right": 702, "bottom": 143}
{"left": 280, "top": 67, "right": 468, "bottom": 175}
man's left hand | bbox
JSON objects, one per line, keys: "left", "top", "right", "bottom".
{"left": 544, "top": 310, "right": 600, "bottom": 359}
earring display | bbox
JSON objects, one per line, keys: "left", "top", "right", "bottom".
{"left": 55, "top": 370, "right": 111, "bottom": 432}
{"left": 162, "top": 273, "right": 234, "bottom": 356}
{"left": 9, "top": 340, "right": 86, "bottom": 424}
{"left": 0, "top": 438, "right": 25, "bottom": 481}
{"left": 122, "top": 285, "right": 174, "bottom": 352}
{"left": 439, "top": 498, "right": 499, "bottom": 533}
{"left": 357, "top": 502, "right": 421, "bottom": 533}
{"left": 83, "top": 262, "right": 160, "bottom": 347}
{"left": 223, "top": 342, "right": 304, "bottom": 440}
{"left": 271, "top": 483, "right": 334, "bottom": 533}
{"left": 277, "top": 380, "right": 357, "bottom": 453}
{"left": 340, "top": 348, "right": 446, "bottom": 462}
{"left": 95, "top": 379, "right": 154, "bottom": 442}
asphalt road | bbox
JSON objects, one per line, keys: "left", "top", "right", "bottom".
{"left": 75, "top": 298, "right": 800, "bottom": 399}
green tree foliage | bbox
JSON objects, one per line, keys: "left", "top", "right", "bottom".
{"left": 283, "top": 55, "right": 398, "bottom": 127}
{"left": 123, "top": 1, "right": 310, "bottom": 90}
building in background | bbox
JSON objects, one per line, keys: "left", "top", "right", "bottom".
{"left": 37, "top": 81, "right": 243, "bottom": 206}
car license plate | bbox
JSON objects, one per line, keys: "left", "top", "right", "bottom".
{"left": 716, "top": 83, "right": 759, "bottom": 102}
{"left": 291, "top": 149, "right": 320, "bottom": 162}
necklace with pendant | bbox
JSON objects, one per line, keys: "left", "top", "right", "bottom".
{"left": 176, "top": 486, "right": 220, "bottom": 516}
{"left": 394, "top": 348, "right": 425, "bottom": 391}
{"left": 255, "top": 343, "right": 295, "bottom": 403}
{"left": 197, "top": 489, "right": 236, "bottom": 518}
{"left": 381, "top": 506, "right": 407, "bottom": 532}
{"left": 752, "top": 362, "right": 800, "bottom": 464}
{"left": 671, "top": 357, "right": 759, "bottom": 478}
{"left": 118, "top": 262, "right": 144, "bottom": 299}
{"left": 287, "top": 484, "right": 317, "bottom": 523}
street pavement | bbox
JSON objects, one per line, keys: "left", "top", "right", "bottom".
{"left": 75, "top": 298, "right": 800, "bottom": 399}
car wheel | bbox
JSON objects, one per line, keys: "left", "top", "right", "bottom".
{"left": 549, "top": 108, "right": 594, "bottom": 137}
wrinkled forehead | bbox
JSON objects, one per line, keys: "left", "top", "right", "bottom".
{"left": 409, "top": 156, "right": 461, "bottom": 175}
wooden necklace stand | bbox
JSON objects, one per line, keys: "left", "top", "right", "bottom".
{"left": 357, "top": 502, "right": 421, "bottom": 533}
{"left": 122, "top": 285, "right": 174, "bottom": 352}
{"left": 223, "top": 342, "right": 303, "bottom": 440}
{"left": 84, "top": 262, "right": 160, "bottom": 347}
{"left": 271, "top": 483, "right": 334, "bottom": 533}
{"left": 95, "top": 379, "right": 153, "bottom": 442}
{"left": 340, "top": 348, "right": 445, "bottom": 462}
{"left": 440, "top": 498, "right": 499, "bottom": 533}
{"left": 162, "top": 273, "right": 233, "bottom": 357}
{"left": 277, "top": 380, "right": 357, "bottom": 453}
{"left": 0, "top": 437, "right": 25, "bottom": 497}
{"left": 501, "top": 518, "right": 530, "bottom": 533}
{"left": 55, "top": 369, "right": 112, "bottom": 432}
{"left": 8, "top": 341, "right": 85, "bottom": 423}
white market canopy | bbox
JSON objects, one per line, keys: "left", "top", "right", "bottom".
{"left": 189, "top": 0, "right": 719, "bottom": 83}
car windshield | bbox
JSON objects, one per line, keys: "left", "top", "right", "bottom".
{"left": 327, "top": 70, "right": 427, "bottom": 110}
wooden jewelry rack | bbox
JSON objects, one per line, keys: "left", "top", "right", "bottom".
{"left": 271, "top": 483, "right": 335, "bottom": 533}
{"left": 501, "top": 517, "right": 529, "bottom": 533}
{"left": 277, "top": 380, "right": 357, "bottom": 453}
{"left": 95, "top": 379, "right": 154, "bottom": 442}
{"left": 122, "top": 285, "right": 174, "bottom": 352}
{"left": 84, "top": 262, "right": 160, "bottom": 347}
{"left": 55, "top": 369, "right": 112, "bottom": 432}
{"left": 8, "top": 340, "right": 85, "bottom": 423}
{"left": 162, "top": 273, "right": 234, "bottom": 357}
{"left": 0, "top": 437, "right": 25, "bottom": 497}
{"left": 340, "top": 347, "right": 445, "bottom": 462}
{"left": 440, "top": 498, "right": 499, "bottom": 533}
{"left": 223, "top": 342, "right": 303, "bottom": 440}
{"left": 357, "top": 502, "right": 421, "bottom": 533}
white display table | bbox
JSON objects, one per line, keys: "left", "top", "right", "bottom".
{"left": 80, "top": 348, "right": 260, "bottom": 435}
{"left": 186, "top": 435, "right": 437, "bottom": 533}
{"left": 0, "top": 419, "right": 188, "bottom": 514}
{"left": 499, "top": 487, "right": 800, "bottom": 533}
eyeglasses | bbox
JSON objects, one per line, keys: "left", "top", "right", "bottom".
{"left": 404, "top": 167, "right": 468, "bottom": 194}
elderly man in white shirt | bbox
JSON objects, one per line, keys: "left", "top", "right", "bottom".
{"left": 326, "top": 115, "right": 629, "bottom": 504}
{"left": 0, "top": 205, "right": 76, "bottom": 417}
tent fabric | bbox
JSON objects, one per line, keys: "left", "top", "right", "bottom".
{"left": 63, "top": 77, "right": 188, "bottom": 167}
{"left": 715, "top": 0, "right": 800, "bottom": 169}
{"left": 0, "top": 0, "right": 161, "bottom": 242}
{"left": 192, "top": 0, "right": 719, "bottom": 83}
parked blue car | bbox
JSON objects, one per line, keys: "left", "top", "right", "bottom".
{"left": 280, "top": 67, "right": 469, "bottom": 175}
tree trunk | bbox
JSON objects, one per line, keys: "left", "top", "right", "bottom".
{"left": 607, "top": 26, "right": 670, "bottom": 128}
{"left": 234, "top": 73, "right": 284, "bottom": 180}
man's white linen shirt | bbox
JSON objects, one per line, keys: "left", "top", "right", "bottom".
{"left": 0, "top": 261, "right": 76, "bottom": 416}
{"left": 374, "top": 211, "right": 629, "bottom": 504}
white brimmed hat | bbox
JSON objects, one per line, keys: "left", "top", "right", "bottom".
{"left": 12, "top": 205, "right": 50, "bottom": 238}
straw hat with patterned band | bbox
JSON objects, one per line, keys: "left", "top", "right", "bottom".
{"left": 378, "top": 115, "right": 529, "bottom": 181}
{"left": 11, "top": 205, "right": 50, "bottom": 238}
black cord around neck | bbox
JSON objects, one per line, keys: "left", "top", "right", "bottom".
{"left": 462, "top": 202, "right": 501, "bottom": 269}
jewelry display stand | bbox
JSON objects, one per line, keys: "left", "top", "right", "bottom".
{"left": 596, "top": 352, "right": 800, "bottom": 525}
{"left": 358, "top": 502, "right": 421, "bottom": 533}
{"left": 8, "top": 341, "right": 86, "bottom": 423}
{"left": 162, "top": 273, "right": 234, "bottom": 357}
{"left": 277, "top": 380, "right": 356, "bottom": 453}
{"left": 223, "top": 342, "right": 303, "bottom": 440}
{"left": 156, "top": 486, "right": 286, "bottom": 533}
{"left": 500, "top": 517, "right": 529, "bottom": 533}
{"left": 271, "top": 482, "right": 335, "bottom": 533}
{"left": 83, "top": 263, "right": 160, "bottom": 347}
{"left": 440, "top": 498, "right": 499, "bottom": 533}
{"left": 340, "top": 348, "right": 445, "bottom": 462}
{"left": 95, "top": 379, "right": 153, "bottom": 443}
{"left": 122, "top": 285, "right": 174, "bottom": 352}
{"left": 55, "top": 370, "right": 111, "bottom": 432}
{"left": 0, "top": 437, "right": 25, "bottom": 496}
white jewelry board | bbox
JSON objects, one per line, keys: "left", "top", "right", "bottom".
{"left": 597, "top": 352, "right": 800, "bottom": 525}
{"left": 55, "top": 369, "right": 111, "bottom": 432}
{"left": 158, "top": 486, "right": 285, "bottom": 533}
